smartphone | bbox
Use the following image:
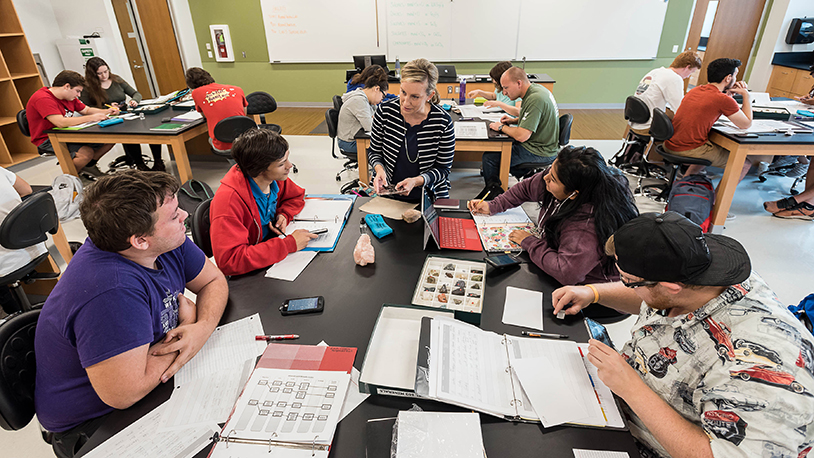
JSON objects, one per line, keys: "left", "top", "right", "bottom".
{"left": 377, "top": 184, "right": 401, "bottom": 196}
{"left": 585, "top": 317, "right": 615, "bottom": 349}
{"left": 484, "top": 254, "right": 521, "bottom": 268}
{"left": 280, "top": 296, "right": 324, "bottom": 316}
{"left": 309, "top": 228, "right": 328, "bottom": 235}
{"left": 735, "top": 133, "right": 759, "bottom": 138}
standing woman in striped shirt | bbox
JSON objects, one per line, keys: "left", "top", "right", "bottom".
{"left": 369, "top": 58, "right": 455, "bottom": 202}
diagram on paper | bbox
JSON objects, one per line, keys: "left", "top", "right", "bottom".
{"left": 222, "top": 368, "right": 349, "bottom": 444}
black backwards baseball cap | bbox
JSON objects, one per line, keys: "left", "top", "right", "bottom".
{"left": 612, "top": 212, "right": 751, "bottom": 286}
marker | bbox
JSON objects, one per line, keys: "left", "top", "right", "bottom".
{"left": 521, "top": 331, "right": 568, "bottom": 339}
{"left": 256, "top": 334, "right": 299, "bottom": 341}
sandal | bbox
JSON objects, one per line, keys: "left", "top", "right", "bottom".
{"left": 763, "top": 196, "right": 798, "bottom": 214}
{"left": 773, "top": 202, "right": 814, "bottom": 220}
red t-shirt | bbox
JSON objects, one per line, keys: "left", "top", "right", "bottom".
{"left": 664, "top": 84, "right": 740, "bottom": 152}
{"left": 192, "top": 83, "right": 248, "bottom": 151}
{"left": 26, "top": 87, "right": 87, "bottom": 146}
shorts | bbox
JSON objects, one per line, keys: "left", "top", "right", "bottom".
{"left": 38, "top": 139, "right": 105, "bottom": 159}
{"left": 664, "top": 141, "right": 729, "bottom": 168}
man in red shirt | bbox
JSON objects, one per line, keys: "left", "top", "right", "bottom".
{"left": 26, "top": 70, "right": 116, "bottom": 175}
{"left": 185, "top": 68, "right": 248, "bottom": 153}
{"left": 664, "top": 58, "right": 771, "bottom": 183}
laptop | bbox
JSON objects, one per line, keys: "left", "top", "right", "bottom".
{"left": 421, "top": 188, "right": 481, "bottom": 251}
{"left": 436, "top": 65, "right": 458, "bottom": 83}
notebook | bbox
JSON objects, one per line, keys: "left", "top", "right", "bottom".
{"left": 472, "top": 207, "right": 536, "bottom": 252}
{"left": 421, "top": 188, "right": 481, "bottom": 251}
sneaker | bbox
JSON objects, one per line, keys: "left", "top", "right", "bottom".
{"left": 785, "top": 162, "right": 809, "bottom": 178}
{"left": 763, "top": 196, "right": 798, "bottom": 214}
{"left": 82, "top": 164, "right": 106, "bottom": 177}
{"left": 771, "top": 155, "right": 798, "bottom": 168}
{"left": 726, "top": 213, "right": 736, "bottom": 220}
{"left": 755, "top": 161, "right": 770, "bottom": 175}
{"left": 773, "top": 202, "right": 814, "bottom": 220}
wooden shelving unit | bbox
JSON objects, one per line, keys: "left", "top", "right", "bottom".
{"left": 0, "top": 0, "right": 44, "bottom": 166}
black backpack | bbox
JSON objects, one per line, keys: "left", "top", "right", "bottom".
{"left": 178, "top": 179, "right": 214, "bottom": 229}
{"left": 665, "top": 174, "right": 715, "bottom": 232}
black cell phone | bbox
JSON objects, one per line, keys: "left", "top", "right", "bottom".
{"left": 280, "top": 296, "right": 324, "bottom": 316}
{"left": 484, "top": 254, "right": 521, "bottom": 268}
{"left": 735, "top": 133, "right": 759, "bottom": 138}
{"left": 585, "top": 317, "right": 615, "bottom": 349}
{"left": 309, "top": 228, "right": 328, "bottom": 235}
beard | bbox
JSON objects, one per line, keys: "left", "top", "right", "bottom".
{"left": 723, "top": 78, "right": 735, "bottom": 92}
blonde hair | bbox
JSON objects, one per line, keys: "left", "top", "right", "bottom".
{"left": 400, "top": 58, "right": 439, "bottom": 104}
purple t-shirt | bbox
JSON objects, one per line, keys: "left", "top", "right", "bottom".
{"left": 34, "top": 237, "right": 206, "bottom": 432}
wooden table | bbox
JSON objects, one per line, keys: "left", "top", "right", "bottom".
{"left": 46, "top": 117, "right": 208, "bottom": 183}
{"left": 709, "top": 129, "right": 814, "bottom": 233}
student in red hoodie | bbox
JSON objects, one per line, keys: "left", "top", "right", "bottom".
{"left": 468, "top": 146, "right": 638, "bottom": 288}
{"left": 210, "top": 129, "right": 316, "bottom": 276}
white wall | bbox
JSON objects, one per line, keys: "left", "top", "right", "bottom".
{"left": 773, "top": 0, "right": 814, "bottom": 53}
{"left": 169, "top": 0, "right": 202, "bottom": 69}
{"left": 748, "top": 0, "right": 814, "bottom": 91}
{"left": 12, "top": 0, "right": 65, "bottom": 83}
{"left": 49, "top": 0, "right": 135, "bottom": 84}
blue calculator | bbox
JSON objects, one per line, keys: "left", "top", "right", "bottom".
{"left": 364, "top": 214, "right": 393, "bottom": 239}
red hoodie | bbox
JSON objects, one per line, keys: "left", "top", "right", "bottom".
{"left": 210, "top": 165, "right": 306, "bottom": 275}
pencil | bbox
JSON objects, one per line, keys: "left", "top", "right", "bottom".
{"left": 478, "top": 191, "right": 490, "bottom": 204}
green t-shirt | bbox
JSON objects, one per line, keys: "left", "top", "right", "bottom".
{"left": 495, "top": 88, "right": 520, "bottom": 106}
{"left": 517, "top": 84, "right": 559, "bottom": 157}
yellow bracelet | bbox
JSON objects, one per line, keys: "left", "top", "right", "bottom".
{"left": 587, "top": 284, "right": 599, "bottom": 304}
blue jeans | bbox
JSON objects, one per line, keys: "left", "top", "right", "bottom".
{"left": 482, "top": 142, "right": 557, "bottom": 186}
{"left": 337, "top": 139, "right": 357, "bottom": 154}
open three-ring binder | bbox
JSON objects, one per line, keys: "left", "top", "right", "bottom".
{"left": 284, "top": 195, "right": 356, "bottom": 252}
{"left": 415, "top": 316, "right": 626, "bottom": 429}
{"left": 208, "top": 344, "right": 357, "bottom": 457}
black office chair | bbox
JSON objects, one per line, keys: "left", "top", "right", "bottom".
{"left": 332, "top": 95, "right": 343, "bottom": 111}
{"left": 325, "top": 108, "right": 358, "bottom": 181}
{"left": 514, "top": 113, "right": 574, "bottom": 179}
{"left": 246, "top": 91, "right": 296, "bottom": 173}
{"left": 639, "top": 108, "right": 711, "bottom": 202}
{"left": 191, "top": 198, "right": 213, "bottom": 258}
{"left": 16, "top": 110, "right": 53, "bottom": 157}
{"left": 212, "top": 116, "right": 257, "bottom": 163}
{"left": 0, "top": 193, "right": 61, "bottom": 313}
{"left": 0, "top": 309, "right": 40, "bottom": 432}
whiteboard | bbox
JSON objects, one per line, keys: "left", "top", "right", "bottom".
{"left": 259, "top": 0, "right": 385, "bottom": 63}
{"left": 516, "top": 0, "right": 669, "bottom": 61}
{"left": 259, "top": 0, "right": 669, "bottom": 63}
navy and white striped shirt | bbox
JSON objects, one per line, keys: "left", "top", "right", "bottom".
{"left": 368, "top": 98, "right": 455, "bottom": 198}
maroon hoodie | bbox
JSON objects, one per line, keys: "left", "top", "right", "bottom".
{"left": 488, "top": 172, "right": 619, "bottom": 286}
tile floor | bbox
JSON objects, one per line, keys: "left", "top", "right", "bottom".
{"left": 3, "top": 137, "right": 812, "bottom": 457}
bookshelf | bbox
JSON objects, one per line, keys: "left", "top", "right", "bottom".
{"left": 0, "top": 0, "right": 45, "bottom": 165}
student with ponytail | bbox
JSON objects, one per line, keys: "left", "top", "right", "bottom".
{"left": 468, "top": 146, "right": 638, "bottom": 286}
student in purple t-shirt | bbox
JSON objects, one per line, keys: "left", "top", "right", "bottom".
{"left": 34, "top": 171, "right": 228, "bottom": 458}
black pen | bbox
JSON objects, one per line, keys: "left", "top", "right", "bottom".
{"left": 522, "top": 330, "right": 568, "bottom": 339}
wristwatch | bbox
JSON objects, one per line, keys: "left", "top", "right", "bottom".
{"left": 498, "top": 124, "right": 504, "bottom": 133}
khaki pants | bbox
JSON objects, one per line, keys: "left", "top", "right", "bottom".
{"left": 664, "top": 141, "right": 729, "bottom": 168}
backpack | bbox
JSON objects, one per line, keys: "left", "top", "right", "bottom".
{"left": 177, "top": 179, "right": 214, "bottom": 229}
{"left": 788, "top": 293, "right": 814, "bottom": 335}
{"left": 665, "top": 174, "right": 715, "bottom": 233}
{"left": 48, "top": 174, "right": 83, "bottom": 222}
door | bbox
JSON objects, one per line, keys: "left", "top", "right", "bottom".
{"left": 111, "top": 0, "right": 153, "bottom": 98}
{"left": 685, "top": 0, "right": 767, "bottom": 86}
{"left": 132, "top": 0, "right": 187, "bottom": 95}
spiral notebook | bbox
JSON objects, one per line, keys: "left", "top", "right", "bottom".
{"left": 415, "top": 316, "right": 625, "bottom": 429}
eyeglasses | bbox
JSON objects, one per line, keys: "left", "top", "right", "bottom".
{"left": 620, "top": 278, "right": 659, "bottom": 289}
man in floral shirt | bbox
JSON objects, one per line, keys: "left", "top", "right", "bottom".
{"left": 552, "top": 212, "right": 814, "bottom": 458}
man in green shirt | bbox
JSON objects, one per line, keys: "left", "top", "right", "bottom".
{"left": 480, "top": 67, "right": 559, "bottom": 197}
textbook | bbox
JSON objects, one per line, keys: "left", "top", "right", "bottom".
{"left": 149, "top": 122, "right": 189, "bottom": 132}
{"left": 415, "top": 316, "right": 625, "bottom": 429}
{"left": 471, "top": 207, "right": 536, "bottom": 252}
{"left": 210, "top": 343, "right": 357, "bottom": 457}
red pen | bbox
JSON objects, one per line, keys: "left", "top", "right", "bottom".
{"left": 255, "top": 334, "right": 299, "bottom": 341}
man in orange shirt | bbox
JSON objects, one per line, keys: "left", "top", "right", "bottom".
{"left": 186, "top": 67, "right": 248, "bottom": 154}
{"left": 664, "top": 58, "right": 771, "bottom": 183}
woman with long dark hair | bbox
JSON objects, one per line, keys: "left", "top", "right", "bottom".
{"left": 80, "top": 57, "right": 164, "bottom": 171}
{"left": 468, "top": 146, "right": 638, "bottom": 286}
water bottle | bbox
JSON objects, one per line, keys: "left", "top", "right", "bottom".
{"left": 459, "top": 78, "right": 466, "bottom": 104}
{"left": 395, "top": 56, "right": 401, "bottom": 79}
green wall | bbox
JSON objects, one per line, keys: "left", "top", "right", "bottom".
{"left": 189, "top": 0, "right": 694, "bottom": 105}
